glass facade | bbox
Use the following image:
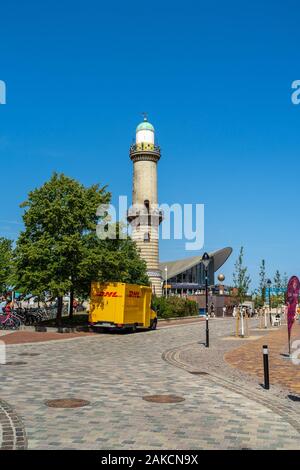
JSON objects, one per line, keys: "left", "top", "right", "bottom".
{"left": 167, "top": 261, "right": 215, "bottom": 292}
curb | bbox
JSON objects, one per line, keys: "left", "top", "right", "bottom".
{"left": 17, "top": 325, "right": 91, "bottom": 333}
{"left": 0, "top": 399, "right": 27, "bottom": 450}
{"left": 158, "top": 315, "right": 202, "bottom": 323}
{"left": 8, "top": 317, "right": 205, "bottom": 334}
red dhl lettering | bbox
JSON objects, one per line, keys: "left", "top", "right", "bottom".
{"left": 95, "top": 291, "right": 120, "bottom": 297}
{"left": 94, "top": 290, "right": 141, "bottom": 298}
{"left": 128, "top": 291, "right": 140, "bottom": 298}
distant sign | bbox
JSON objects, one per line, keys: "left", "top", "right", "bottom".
{"left": 266, "top": 288, "right": 286, "bottom": 294}
{"left": 0, "top": 80, "right": 6, "bottom": 104}
{"left": 287, "top": 276, "right": 300, "bottom": 353}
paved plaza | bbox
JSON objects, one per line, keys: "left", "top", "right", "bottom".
{"left": 225, "top": 323, "right": 300, "bottom": 395}
{"left": 1, "top": 319, "right": 300, "bottom": 450}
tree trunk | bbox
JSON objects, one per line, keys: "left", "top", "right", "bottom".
{"left": 69, "top": 290, "right": 74, "bottom": 320}
{"left": 56, "top": 296, "right": 63, "bottom": 326}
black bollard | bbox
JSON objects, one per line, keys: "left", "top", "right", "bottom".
{"left": 206, "top": 314, "right": 209, "bottom": 348}
{"left": 263, "top": 345, "right": 270, "bottom": 390}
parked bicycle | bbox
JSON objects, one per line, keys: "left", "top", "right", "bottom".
{"left": 15, "top": 306, "right": 56, "bottom": 325}
{"left": 0, "top": 311, "right": 22, "bottom": 330}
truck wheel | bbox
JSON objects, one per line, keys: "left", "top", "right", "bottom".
{"left": 150, "top": 318, "right": 157, "bottom": 330}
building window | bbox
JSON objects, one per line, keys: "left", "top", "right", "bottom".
{"left": 144, "top": 200, "right": 150, "bottom": 212}
{"left": 144, "top": 232, "right": 150, "bottom": 242}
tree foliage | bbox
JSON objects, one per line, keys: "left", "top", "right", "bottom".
{"left": 232, "top": 246, "right": 251, "bottom": 304}
{"left": 273, "top": 270, "right": 281, "bottom": 292}
{"left": 73, "top": 225, "right": 149, "bottom": 297}
{"left": 282, "top": 272, "right": 289, "bottom": 291}
{"left": 271, "top": 270, "right": 286, "bottom": 306}
{"left": 0, "top": 237, "right": 13, "bottom": 295}
{"left": 259, "top": 259, "right": 266, "bottom": 304}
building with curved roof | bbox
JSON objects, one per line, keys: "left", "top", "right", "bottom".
{"left": 160, "top": 247, "right": 232, "bottom": 294}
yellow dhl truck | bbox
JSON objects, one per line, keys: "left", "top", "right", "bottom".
{"left": 89, "top": 282, "right": 158, "bottom": 332}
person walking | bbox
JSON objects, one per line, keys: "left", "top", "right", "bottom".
{"left": 0, "top": 298, "right": 6, "bottom": 313}
{"left": 222, "top": 305, "right": 227, "bottom": 318}
{"left": 4, "top": 300, "right": 12, "bottom": 314}
{"left": 73, "top": 298, "right": 79, "bottom": 313}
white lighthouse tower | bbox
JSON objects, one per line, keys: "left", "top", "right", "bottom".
{"left": 127, "top": 116, "right": 163, "bottom": 296}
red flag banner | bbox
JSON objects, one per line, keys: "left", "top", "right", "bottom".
{"left": 287, "top": 276, "right": 300, "bottom": 336}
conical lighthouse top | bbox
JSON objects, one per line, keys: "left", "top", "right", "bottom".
{"left": 136, "top": 116, "right": 155, "bottom": 145}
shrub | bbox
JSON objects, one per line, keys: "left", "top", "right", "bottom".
{"left": 152, "top": 296, "right": 198, "bottom": 319}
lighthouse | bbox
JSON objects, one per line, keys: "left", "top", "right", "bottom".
{"left": 127, "top": 116, "right": 163, "bottom": 296}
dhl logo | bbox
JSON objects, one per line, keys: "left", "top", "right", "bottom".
{"left": 95, "top": 291, "right": 120, "bottom": 297}
{"left": 128, "top": 291, "right": 140, "bottom": 298}
{"left": 94, "top": 290, "right": 141, "bottom": 298}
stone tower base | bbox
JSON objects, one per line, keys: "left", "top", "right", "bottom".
{"left": 148, "top": 272, "right": 162, "bottom": 297}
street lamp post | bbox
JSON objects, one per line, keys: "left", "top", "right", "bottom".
{"left": 267, "top": 279, "right": 272, "bottom": 325}
{"left": 164, "top": 266, "right": 168, "bottom": 299}
{"left": 202, "top": 252, "right": 211, "bottom": 348}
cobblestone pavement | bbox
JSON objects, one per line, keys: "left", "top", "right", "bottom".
{"left": 166, "top": 319, "right": 300, "bottom": 422}
{"left": 225, "top": 323, "right": 300, "bottom": 395}
{"left": 0, "top": 400, "right": 27, "bottom": 449}
{"left": 1, "top": 320, "right": 300, "bottom": 450}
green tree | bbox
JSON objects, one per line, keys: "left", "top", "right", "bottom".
{"left": 273, "top": 270, "right": 281, "bottom": 292}
{"left": 73, "top": 224, "right": 149, "bottom": 297}
{"left": 259, "top": 259, "right": 266, "bottom": 304}
{"left": 281, "top": 272, "right": 289, "bottom": 291}
{"left": 232, "top": 247, "right": 251, "bottom": 305}
{"left": 14, "top": 173, "right": 149, "bottom": 325}
{"left": 272, "top": 269, "right": 283, "bottom": 306}
{"left": 279, "top": 272, "right": 289, "bottom": 305}
{"left": 0, "top": 237, "right": 13, "bottom": 295}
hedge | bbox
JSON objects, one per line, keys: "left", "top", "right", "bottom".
{"left": 152, "top": 296, "right": 198, "bottom": 319}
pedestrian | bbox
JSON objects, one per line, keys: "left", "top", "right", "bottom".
{"left": 4, "top": 300, "right": 12, "bottom": 314}
{"left": 0, "top": 298, "right": 6, "bottom": 313}
{"left": 73, "top": 298, "right": 79, "bottom": 313}
{"left": 222, "top": 305, "right": 226, "bottom": 318}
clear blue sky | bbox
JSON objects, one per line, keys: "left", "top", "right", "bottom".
{"left": 0, "top": 0, "right": 299, "bottom": 288}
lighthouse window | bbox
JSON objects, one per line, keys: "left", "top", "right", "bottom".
{"left": 144, "top": 232, "right": 150, "bottom": 242}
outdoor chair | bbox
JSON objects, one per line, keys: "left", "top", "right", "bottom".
{"left": 271, "top": 313, "right": 281, "bottom": 327}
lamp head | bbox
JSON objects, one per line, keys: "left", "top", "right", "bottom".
{"left": 202, "top": 252, "right": 210, "bottom": 269}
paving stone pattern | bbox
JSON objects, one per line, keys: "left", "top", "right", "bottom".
{"left": 0, "top": 320, "right": 300, "bottom": 450}
{"left": 0, "top": 399, "right": 27, "bottom": 450}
